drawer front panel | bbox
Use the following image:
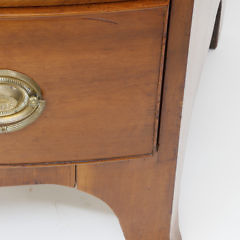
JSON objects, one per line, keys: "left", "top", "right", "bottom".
{"left": 0, "top": 1, "right": 168, "bottom": 164}
{"left": 0, "top": 0, "right": 126, "bottom": 7}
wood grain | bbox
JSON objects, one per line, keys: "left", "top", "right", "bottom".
{"left": 0, "top": 165, "right": 75, "bottom": 187}
{"left": 0, "top": 1, "right": 168, "bottom": 165}
{"left": 0, "top": 0, "right": 127, "bottom": 7}
{"left": 77, "top": 155, "right": 175, "bottom": 240}
{"left": 0, "top": 0, "right": 226, "bottom": 239}
{"left": 76, "top": 0, "right": 196, "bottom": 239}
{"left": 0, "top": 0, "right": 169, "bottom": 18}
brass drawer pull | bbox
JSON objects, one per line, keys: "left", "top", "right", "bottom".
{"left": 0, "top": 70, "right": 45, "bottom": 133}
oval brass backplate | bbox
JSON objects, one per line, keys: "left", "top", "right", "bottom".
{"left": 0, "top": 70, "right": 45, "bottom": 133}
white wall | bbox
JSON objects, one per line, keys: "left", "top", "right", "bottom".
{"left": 179, "top": 1, "right": 240, "bottom": 239}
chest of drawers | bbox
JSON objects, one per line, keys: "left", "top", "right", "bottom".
{"left": 0, "top": 0, "right": 225, "bottom": 239}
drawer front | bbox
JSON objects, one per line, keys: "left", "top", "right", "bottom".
{"left": 0, "top": 0, "right": 126, "bottom": 7}
{"left": 0, "top": 1, "right": 168, "bottom": 164}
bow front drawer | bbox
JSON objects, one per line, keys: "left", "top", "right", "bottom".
{"left": 0, "top": 0, "right": 127, "bottom": 7}
{"left": 0, "top": 0, "right": 169, "bottom": 164}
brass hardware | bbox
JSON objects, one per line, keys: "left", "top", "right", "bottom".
{"left": 0, "top": 70, "right": 45, "bottom": 133}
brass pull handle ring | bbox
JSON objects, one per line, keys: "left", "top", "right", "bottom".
{"left": 0, "top": 70, "right": 45, "bottom": 133}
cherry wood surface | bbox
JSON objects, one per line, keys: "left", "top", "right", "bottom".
{"left": 0, "top": 1, "right": 168, "bottom": 165}
{"left": 0, "top": 165, "right": 75, "bottom": 187}
{"left": 77, "top": 155, "right": 176, "bottom": 239}
{"left": 0, "top": 0, "right": 169, "bottom": 17}
{"left": 0, "top": 0, "right": 127, "bottom": 7}
{"left": 77, "top": 0, "right": 225, "bottom": 239}
{"left": 75, "top": 0, "right": 195, "bottom": 239}
{"left": 0, "top": 0, "right": 226, "bottom": 239}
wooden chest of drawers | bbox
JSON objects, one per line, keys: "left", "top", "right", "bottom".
{"left": 0, "top": 0, "right": 225, "bottom": 239}
{"left": 0, "top": 1, "right": 168, "bottom": 164}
